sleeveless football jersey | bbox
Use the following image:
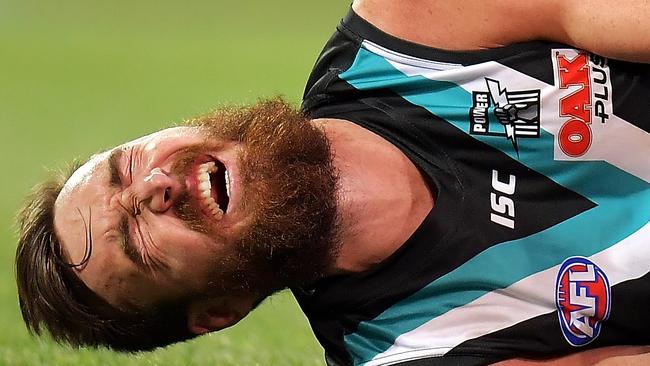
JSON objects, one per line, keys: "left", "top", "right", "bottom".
{"left": 294, "top": 9, "right": 650, "bottom": 366}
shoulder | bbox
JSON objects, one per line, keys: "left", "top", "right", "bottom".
{"left": 351, "top": 0, "right": 565, "bottom": 50}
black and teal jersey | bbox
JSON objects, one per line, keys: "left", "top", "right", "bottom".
{"left": 295, "top": 8, "right": 650, "bottom": 366}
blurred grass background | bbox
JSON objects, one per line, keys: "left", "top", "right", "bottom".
{"left": 0, "top": 1, "right": 350, "bottom": 364}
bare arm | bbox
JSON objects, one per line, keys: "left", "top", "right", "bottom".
{"left": 592, "top": 352, "right": 650, "bottom": 366}
{"left": 352, "top": 0, "right": 650, "bottom": 62}
{"left": 549, "top": 0, "right": 650, "bottom": 62}
{"left": 491, "top": 346, "right": 650, "bottom": 365}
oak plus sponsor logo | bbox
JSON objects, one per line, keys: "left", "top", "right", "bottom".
{"left": 555, "top": 257, "right": 611, "bottom": 347}
{"left": 552, "top": 49, "right": 612, "bottom": 157}
{"left": 470, "top": 78, "right": 541, "bottom": 156}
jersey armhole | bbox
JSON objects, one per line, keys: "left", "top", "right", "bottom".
{"left": 340, "top": 8, "right": 565, "bottom": 66}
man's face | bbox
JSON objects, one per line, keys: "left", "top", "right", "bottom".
{"left": 53, "top": 101, "right": 339, "bottom": 312}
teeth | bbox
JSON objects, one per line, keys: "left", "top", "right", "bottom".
{"left": 198, "top": 170, "right": 209, "bottom": 182}
{"left": 211, "top": 206, "right": 223, "bottom": 216}
{"left": 198, "top": 181, "right": 210, "bottom": 191}
{"left": 224, "top": 170, "right": 230, "bottom": 198}
{"left": 196, "top": 161, "right": 223, "bottom": 220}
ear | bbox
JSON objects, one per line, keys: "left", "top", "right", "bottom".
{"left": 186, "top": 298, "right": 249, "bottom": 335}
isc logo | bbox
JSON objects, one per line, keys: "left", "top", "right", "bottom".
{"left": 555, "top": 257, "right": 611, "bottom": 346}
{"left": 490, "top": 170, "right": 516, "bottom": 229}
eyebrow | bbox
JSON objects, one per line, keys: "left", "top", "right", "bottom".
{"left": 107, "top": 148, "right": 123, "bottom": 187}
{"left": 118, "top": 215, "right": 148, "bottom": 271}
{"left": 108, "top": 148, "right": 148, "bottom": 271}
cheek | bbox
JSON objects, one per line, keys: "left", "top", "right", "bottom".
{"left": 108, "top": 271, "right": 153, "bottom": 307}
{"left": 81, "top": 252, "right": 152, "bottom": 308}
{"left": 175, "top": 238, "right": 216, "bottom": 268}
{"left": 160, "top": 229, "right": 220, "bottom": 286}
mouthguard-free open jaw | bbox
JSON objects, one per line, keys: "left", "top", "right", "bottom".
{"left": 196, "top": 159, "right": 230, "bottom": 219}
{"left": 210, "top": 160, "right": 230, "bottom": 213}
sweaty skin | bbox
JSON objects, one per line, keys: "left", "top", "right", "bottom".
{"left": 55, "top": 126, "right": 257, "bottom": 330}
{"left": 54, "top": 119, "right": 434, "bottom": 333}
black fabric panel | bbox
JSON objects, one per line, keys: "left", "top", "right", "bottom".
{"left": 302, "top": 22, "right": 361, "bottom": 113}
{"left": 295, "top": 81, "right": 597, "bottom": 365}
{"left": 494, "top": 44, "right": 557, "bottom": 85}
{"left": 608, "top": 59, "right": 650, "bottom": 133}
{"left": 447, "top": 271, "right": 650, "bottom": 363}
{"left": 393, "top": 355, "right": 499, "bottom": 366}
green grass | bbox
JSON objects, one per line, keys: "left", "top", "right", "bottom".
{"left": 0, "top": 1, "right": 350, "bottom": 364}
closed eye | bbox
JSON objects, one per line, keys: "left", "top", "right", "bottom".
{"left": 119, "top": 215, "right": 147, "bottom": 271}
{"left": 128, "top": 146, "right": 135, "bottom": 184}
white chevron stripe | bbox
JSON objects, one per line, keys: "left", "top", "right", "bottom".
{"left": 362, "top": 40, "right": 462, "bottom": 71}
{"left": 365, "top": 220, "right": 650, "bottom": 366}
{"left": 376, "top": 50, "right": 650, "bottom": 183}
{"left": 357, "top": 43, "right": 650, "bottom": 366}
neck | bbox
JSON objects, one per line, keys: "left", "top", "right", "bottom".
{"left": 312, "top": 118, "right": 434, "bottom": 274}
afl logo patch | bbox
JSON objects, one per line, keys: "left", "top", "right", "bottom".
{"left": 555, "top": 257, "right": 611, "bottom": 347}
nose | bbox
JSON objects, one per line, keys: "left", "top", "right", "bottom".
{"left": 126, "top": 167, "right": 180, "bottom": 213}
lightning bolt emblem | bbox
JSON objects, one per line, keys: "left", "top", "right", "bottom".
{"left": 486, "top": 78, "right": 519, "bottom": 156}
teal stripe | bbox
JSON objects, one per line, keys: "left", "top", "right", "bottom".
{"left": 340, "top": 48, "right": 650, "bottom": 365}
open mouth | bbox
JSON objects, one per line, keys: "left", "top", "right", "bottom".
{"left": 196, "top": 159, "right": 230, "bottom": 219}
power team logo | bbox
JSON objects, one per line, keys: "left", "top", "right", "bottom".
{"left": 555, "top": 257, "right": 611, "bottom": 347}
{"left": 469, "top": 78, "right": 541, "bottom": 155}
